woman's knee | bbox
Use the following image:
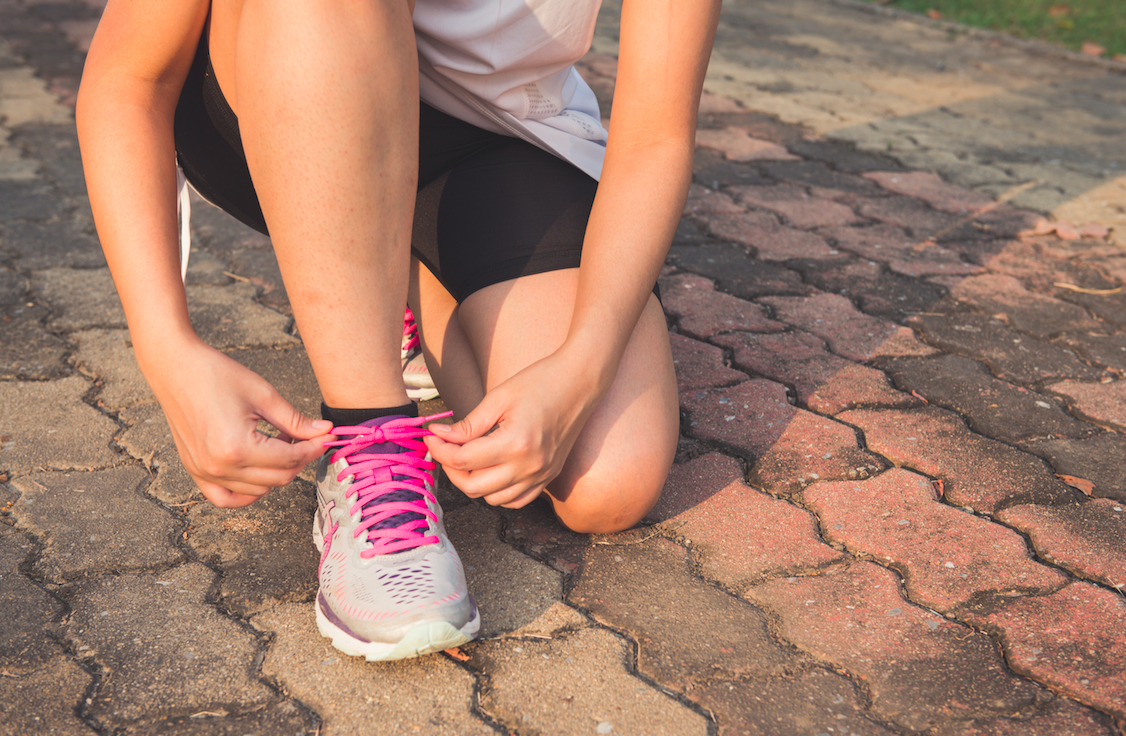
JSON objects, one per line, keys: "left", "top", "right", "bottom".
{"left": 548, "top": 444, "right": 674, "bottom": 535}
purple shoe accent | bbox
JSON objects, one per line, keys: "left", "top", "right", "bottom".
{"left": 349, "top": 415, "right": 426, "bottom": 534}
{"left": 319, "top": 591, "right": 372, "bottom": 643}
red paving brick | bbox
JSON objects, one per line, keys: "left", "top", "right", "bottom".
{"left": 820, "top": 222, "right": 987, "bottom": 279}
{"left": 682, "top": 379, "right": 884, "bottom": 494}
{"left": 683, "top": 183, "right": 745, "bottom": 217}
{"left": 647, "top": 453, "right": 844, "bottom": 588}
{"left": 701, "top": 211, "right": 838, "bottom": 260}
{"left": 713, "top": 330, "right": 916, "bottom": 415}
{"left": 661, "top": 272, "right": 784, "bottom": 339}
{"left": 966, "top": 582, "right": 1126, "bottom": 720}
{"left": 1048, "top": 379, "right": 1126, "bottom": 432}
{"left": 941, "top": 698, "right": 1116, "bottom": 736}
{"left": 997, "top": 499, "right": 1126, "bottom": 590}
{"left": 669, "top": 333, "right": 747, "bottom": 394}
{"left": 855, "top": 195, "right": 961, "bottom": 237}
{"left": 759, "top": 293, "right": 937, "bottom": 362}
{"left": 949, "top": 274, "right": 1104, "bottom": 338}
{"left": 730, "top": 183, "right": 864, "bottom": 229}
{"left": 838, "top": 407, "right": 1074, "bottom": 513}
{"left": 695, "top": 126, "right": 799, "bottom": 162}
{"left": 802, "top": 469, "right": 1067, "bottom": 612}
{"left": 745, "top": 562, "right": 1048, "bottom": 732}
{"left": 863, "top": 171, "right": 995, "bottom": 214}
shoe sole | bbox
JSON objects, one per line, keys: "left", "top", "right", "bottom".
{"left": 315, "top": 597, "right": 479, "bottom": 662}
{"left": 405, "top": 385, "right": 440, "bottom": 401}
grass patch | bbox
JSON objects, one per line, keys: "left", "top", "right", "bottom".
{"left": 871, "top": 0, "right": 1126, "bottom": 58}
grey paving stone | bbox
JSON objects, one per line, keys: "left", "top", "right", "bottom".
{"left": 785, "top": 256, "right": 949, "bottom": 321}
{"left": 948, "top": 274, "right": 1103, "bottom": 339}
{"left": 907, "top": 312, "right": 1102, "bottom": 385}
{"left": 254, "top": 601, "right": 493, "bottom": 736}
{"left": 115, "top": 403, "right": 201, "bottom": 506}
{"left": 0, "top": 307, "right": 71, "bottom": 380}
{"left": 568, "top": 537, "right": 795, "bottom": 689}
{"left": 66, "top": 563, "right": 284, "bottom": 730}
{"left": 0, "top": 524, "right": 64, "bottom": 671}
{"left": 0, "top": 375, "right": 120, "bottom": 474}
{"left": 665, "top": 244, "right": 815, "bottom": 299}
{"left": 71, "top": 328, "right": 154, "bottom": 410}
{"left": 185, "top": 479, "right": 317, "bottom": 618}
{"left": 691, "top": 668, "right": 897, "bottom": 736}
{"left": 446, "top": 502, "right": 563, "bottom": 639}
{"left": 223, "top": 345, "right": 322, "bottom": 420}
{"left": 1054, "top": 331, "right": 1126, "bottom": 375}
{"left": 185, "top": 282, "right": 297, "bottom": 349}
{"left": 470, "top": 626, "right": 710, "bottom": 736}
{"left": 1022, "top": 434, "right": 1126, "bottom": 503}
{"left": 0, "top": 653, "right": 95, "bottom": 735}
{"left": 884, "top": 354, "right": 1095, "bottom": 443}
{"left": 125, "top": 702, "right": 312, "bottom": 736}
{"left": 0, "top": 178, "right": 59, "bottom": 219}
{"left": 11, "top": 467, "right": 183, "bottom": 583}
{"left": 32, "top": 267, "right": 126, "bottom": 331}
{"left": 7, "top": 122, "right": 88, "bottom": 200}
{"left": 0, "top": 215, "right": 104, "bottom": 270}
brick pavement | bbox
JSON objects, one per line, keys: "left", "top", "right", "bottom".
{"left": 2, "top": 0, "right": 1125, "bottom": 733}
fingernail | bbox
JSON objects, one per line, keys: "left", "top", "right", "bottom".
{"left": 312, "top": 420, "right": 333, "bottom": 431}
{"left": 430, "top": 423, "right": 451, "bottom": 433}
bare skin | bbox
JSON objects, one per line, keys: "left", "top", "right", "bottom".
{"left": 77, "top": 0, "right": 720, "bottom": 531}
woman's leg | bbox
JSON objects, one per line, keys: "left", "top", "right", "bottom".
{"left": 208, "top": 0, "right": 417, "bottom": 409}
{"left": 414, "top": 267, "right": 680, "bottom": 535}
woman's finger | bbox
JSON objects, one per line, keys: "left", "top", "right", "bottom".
{"left": 195, "top": 479, "right": 268, "bottom": 508}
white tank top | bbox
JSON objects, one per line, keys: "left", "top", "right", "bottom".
{"left": 412, "top": 0, "right": 609, "bottom": 180}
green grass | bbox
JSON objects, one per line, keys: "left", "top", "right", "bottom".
{"left": 873, "top": 0, "right": 1126, "bottom": 58}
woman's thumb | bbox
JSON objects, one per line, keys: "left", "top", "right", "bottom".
{"left": 261, "top": 393, "right": 333, "bottom": 441}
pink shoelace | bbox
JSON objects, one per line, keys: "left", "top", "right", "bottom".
{"left": 402, "top": 307, "right": 421, "bottom": 355}
{"left": 324, "top": 412, "right": 452, "bottom": 557}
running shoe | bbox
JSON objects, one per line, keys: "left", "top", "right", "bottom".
{"left": 401, "top": 307, "right": 439, "bottom": 401}
{"left": 313, "top": 413, "right": 478, "bottom": 660}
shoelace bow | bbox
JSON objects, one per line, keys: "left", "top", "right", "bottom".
{"left": 402, "top": 307, "right": 421, "bottom": 355}
{"left": 324, "top": 412, "right": 452, "bottom": 556}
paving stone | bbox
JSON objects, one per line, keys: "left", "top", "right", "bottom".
{"left": 696, "top": 126, "right": 798, "bottom": 162}
{"left": 669, "top": 333, "right": 747, "bottom": 394}
{"left": 666, "top": 244, "right": 816, "bottom": 299}
{"left": 854, "top": 196, "right": 961, "bottom": 238}
{"left": 569, "top": 536, "right": 795, "bottom": 690}
{"left": 863, "top": 171, "right": 995, "bottom": 214}
{"left": 938, "top": 697, "right": 1117, "bottom": 736}
{"left": 760, "top": 293, "right": 937, "bottom": 362}
{"left": 0, "top": 375, "right": 120, "bottom": 474}
{"left": 223, "top": 344, "right": 322, "bottom": 420}
{"left": 745, "top": 562, "right": 1050, "bottom": 732}
{"left": 185, "top": 479, "right": 317, "bottom": 618}
{"left": 683, "top": 380, "right": 884, "bottom": 495}
{"left": 445, "top": 502, "right": 563, "bottom": 638}
{"left": 948, "top": 274, "right": 1103, "bottom": 338}
{"left": 0, "top": 178, "right": 60, "bottom": 219}
{"left": 713, "top": 330, "right": 915, "bottom": 415}
{"left": 693, "top": 150, "right": 774, "bottom": 189}
{"left": 756, "top": 159, "right": 883, "bottom": 198}
{"left": 1055, "top": 331, "right": 1126, "bottom": 375}
{"left": 965, "top": 582, "right": 1126, "bottom": 720}
{"left": 971, "top": 240, "right": 1117, "bottom": 298}
{"left": 470, "top": 626, "right": 709, "bottom": 736}
{"left": 1022, "top": 434, "right": 1126, "bottom": 503}
{"left": 646, "top": 453, "right": 844, "bottom": 587}
{"left": 691, "top": 668, "right": 897, "bottom": 736}
{"left": 125, "top": 702, "right": 312, "bottom": 736}
{"left": 0, "top": 307, "right": 71, "bottom": 380}
{"left": 0, "top": 653, "right": 95, "bottom": 735}
{"left": 884, "top": 354, "right": 1094, "bottom": 443}
{"left": 683, "top": 183, "right": 745, "bottom": 217}
{"left": 785, "top": 256, "right": 948, "bottom": 320}
{"left": 785, "top": 139, "right": 903, "bottom": 174}
{"left": 838, "top": 407, "right": 1074, "bottom": 513}
{"left": 70, "top": 328, "right": 154, "bottom": 410}
{"left": 701, "top": 210, "right": 837, "bottom": 261}
{"left": 32, "top": 267, "right": 126, "bottom": 331}
{"left": 907, "top": 312, "right": 1102, "bottom": 384}
{"left": 223, "top": 249, "right": 292, "bottom": 316}
{"left": 254, "top": 602, "right": 491, "bottom": 735}
{"left": 11, "top": 467, "right": 182, "bottom": 583}
{"left": 0, "top": 524, "right": 64, "bottom": 671}
{"left": 661, "top": 272, "right": 783, "bottom": 338}
{"left": 820, "top": 222, "right": 986, "bottom": 279}
{"left": 0, "top": 215, "right": 104, "bottom": 270}
{"left": 997, "top": 499, "right": 1126, "bottom": 590}
{"left": 67, "top": 563, "right": 284, "bottom": 730}
{"left": 1049, "top": 379, "right": 1126, "bottom": 431}
{"left": 803, "top": 469, "right": 1067, "bottom": 612}
{"left": 116, "top": 404, "right": 200, "bottom": 506}
{"left": 186, "top": 282, "right": 297, "bottom": 349}
{"left": 730, "top": 183, "right": 864, "bottom": 228}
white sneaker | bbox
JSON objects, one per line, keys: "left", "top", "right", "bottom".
{"left": 401, "top": 307, "right": 439, "bottom": 401}
{"left": 313, "top": 414, "right": 478, "bottom": 660}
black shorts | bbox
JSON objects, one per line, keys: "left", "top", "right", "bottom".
{"left": 173, "top": 35, "right": 599, "bottom": 303}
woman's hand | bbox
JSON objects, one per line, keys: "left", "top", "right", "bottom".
{"left": 424, "top": 348, "right": 604, "bottom": 508}
{"left": 144, "top": 339, "right": 334, "bottom": 508}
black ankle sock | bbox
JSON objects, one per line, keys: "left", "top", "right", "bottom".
{"left": 320, "top": 402, "right": 418, "bottom": 427}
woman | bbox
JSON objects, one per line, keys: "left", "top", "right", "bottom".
{"left": 77, "top": 0, "right": 720, "bottom": 660}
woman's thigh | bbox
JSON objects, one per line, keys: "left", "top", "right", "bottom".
{"left": 421, "top": 268, "right": 679, "bottom": 534}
